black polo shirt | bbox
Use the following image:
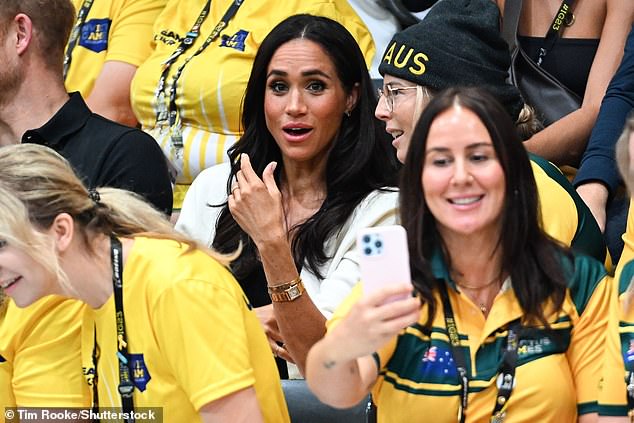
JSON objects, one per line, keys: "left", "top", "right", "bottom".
{"left": 23, "top": 92, "right": 173, "bottom": 215}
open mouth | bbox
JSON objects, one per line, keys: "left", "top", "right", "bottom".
{"left": 449, "top": 196, "right": 483, "bottom": 206}
{"left": 0, "top": 276, "right": 21, "bottom": 290}
{"left": 283, "top": 127, "right": 312, "bottom": 136}
{"left": 390, "top": 130, "right": 404, "bottom": 140}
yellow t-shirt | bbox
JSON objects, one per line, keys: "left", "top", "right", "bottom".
{"left": 81, "top": 237, "right": 289, "bottom": 422}
{"left": 65, "top": 0, "right": 167, "bottom": 97}
{"left": 0, "top": 296, "right": 90, "bottom": 422}
{"left": 130, "top": 0, "right": 375, "bottom": 207}
{"left": 598, "top": 198, "right": 634, "bottom": 416}
{"left": 531, "top": 156, "right": 607, "bottom": 264}
{"left": 328, "top": 252, "right": 610, "bottom": 422}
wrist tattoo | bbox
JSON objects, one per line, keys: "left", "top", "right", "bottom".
{"left": 323, "top": 360, "right": 337, "bottom": 369}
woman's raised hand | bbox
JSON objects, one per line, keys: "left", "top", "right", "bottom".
{"left": 228, "top": 153, "right": 285, "bottom": 246}
{"left": 327, "top": 284, "right": 420, "bottom": 362}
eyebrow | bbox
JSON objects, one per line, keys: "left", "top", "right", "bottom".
{"left": 383, "top": 81, "right": 408, "bottom": 87}
{"left": 267, "top": 69, "right": 332, "bottom": 79}
{"left": 425, "top": 142, "right": 494, "bottom": 154}
{"left": 385, "top": 82, "right": 415, "bottom": 89}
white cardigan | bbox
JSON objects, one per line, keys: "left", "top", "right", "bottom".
{"left": 176, "top": 162, "right": 399, "bottom": 318}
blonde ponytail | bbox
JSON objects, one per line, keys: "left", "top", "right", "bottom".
{"left": 515, "top": 104, "right": 544, "bottom": 141}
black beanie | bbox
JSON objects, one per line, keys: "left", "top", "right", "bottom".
{"left": 378, "top": 0, "right": 524, "bottom": 122}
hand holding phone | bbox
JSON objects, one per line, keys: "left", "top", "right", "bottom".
{"left": 357, "top": 225, "right": 413, "bottom": 298}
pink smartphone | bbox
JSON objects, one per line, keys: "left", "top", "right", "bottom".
{"left": 357, "top": 225, "right": 412, "bottom": 297}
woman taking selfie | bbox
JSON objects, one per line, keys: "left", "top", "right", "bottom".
{"left": 373, "top": 0, "right": 606, "bottom": 264}
{"left": 306, "top": 88, "right": 610, "bottom": 422}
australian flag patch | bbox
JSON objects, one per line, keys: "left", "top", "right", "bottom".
{"left": 79, "top": 18, "right": 111, "bottom": 53}
{"left": 419, "top": 345, "right": 458, "bottom": 379}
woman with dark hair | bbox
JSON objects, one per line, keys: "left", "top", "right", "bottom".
{"left": 177, "top": 14, "right": 399, "bottom": 377}
{"left": 306, "top": 87, "right": 609, "bottom": 422}
{"left": 373, "top": 0, "right": 607, "bottom": 265}
{"left": 130, "top": 0, "right": 374, "bottom": 211}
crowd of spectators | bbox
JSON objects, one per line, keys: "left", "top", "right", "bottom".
{"left": 1, "top": 0, "right": 634, "bottom": 422}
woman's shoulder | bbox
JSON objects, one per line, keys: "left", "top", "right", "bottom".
{"left": 350, "top": 188, "right": 400, "bottom": 224}
{"left": 128, "top": 237, "right": 236, "bottom": 289}
{"left": 176, "top": 163, "right": 231, "bottom": 242}
{"left": 357, "top": 187, "right": 400, "bottom": 209}
{"left": 189, "top": 162, "right": 232, "bottom": 193}
{"left": 567, "top": 252, "right": 608, "bottom": 281}
{"left": 561, "top": 251, "right": 609, "bottom": 315}
{"left": 0, "top": 296, "right": 84, "bottom": 359}
{"left": 616, "top": 258, "right": 634, "bottom": 298}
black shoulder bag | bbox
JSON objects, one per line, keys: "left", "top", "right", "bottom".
{"left": 503, "top": 0, "right": 581, "bottom": 127}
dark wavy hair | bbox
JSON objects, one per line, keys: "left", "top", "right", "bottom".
{"left": 213, "top": 14, "right": 398, "bottom": 279}
{"left": 400, "top": 87, "right": 571, "bottom": 327}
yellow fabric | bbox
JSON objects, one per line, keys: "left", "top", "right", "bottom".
{"left": 329, "top": 263, "right": 610, "bottom": 422}
{"left": 130, "top": 0, "right": 375, "bottom": 208}
{"left": 532, "top": 161, "right": 578, "bottom": 246}
{"left": 598, "top": 199, "right": 634, "bottom": 415}
{"left": 65, "top": 0, "right": 167, "bottom": 97}
{"left": 599, "top": 275, "right": 627, "bottom": 415}
{"left": 620, "top": 198, "right": 634, "bottom": 269}
{"left": 81, "top": 237, "right": 289, "bottom": 422}
{"left": 0, "top": 296, "right": 90, "bottom": 421}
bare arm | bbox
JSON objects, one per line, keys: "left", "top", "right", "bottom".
{"left": 574, "top": 26, "right": 634, "bottom": 232}
{"left": 306, "top": 350, "right": 377, "bottom": 409}
{"left": 199, "top": 387, "right": 264, "bottom": 423}
{"left": 597, "top": 417, "right": 628, "bottom": 423}
{"left": 84, "top": 61, "right": 138, "bottom": 127}
{"left": 228, "top": 154, "right": 330, "bottom": 373}
{"left": 579, "top": 413, "right": 598, "bottom": 423}
{"left": 524, "top": 0, "right": 634, "bottom": 166}
{"left": 253, "top": 302, "right": 297, "bottom": 364}
{"left": 576, "top": 182, "right": 608, "bottom": 232}
{"left": 305, "top": 284, "right": 419, "bottom": 408}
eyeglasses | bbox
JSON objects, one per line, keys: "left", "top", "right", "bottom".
{"left": 377, "top": 85, "right": 419, "bottom": 113}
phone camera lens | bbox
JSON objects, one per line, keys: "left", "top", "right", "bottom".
{"left": 363, "top": 235, "right": 371, "bottom": 244}
{"left": 375, "top": 240, "right": 382, "bottom": 248}
{"left": 364, "top": 247, "right": 372, "bottom": 256}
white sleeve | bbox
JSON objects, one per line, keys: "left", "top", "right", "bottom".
{"left": 176, "top": 163, "right": 231, "bottom": 246}
{"left": 309, "top": 189, "right": 400, "bottom": 317}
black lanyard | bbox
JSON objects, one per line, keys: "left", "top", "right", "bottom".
{"left": 154, "top": 0, "right": 244, "bottom": 151}
{"left": 536, "top": 0, "right": 576, "bottom": 65}
{"left": 154, "top": 0, "right": 212, "bottom": 115}
{"left": 111, "top": 236, "right": 136, "bottom": 423}
{"left": 63, "top": 0, "right": 95, "bottom": 80}
{"left": 438, "top": 282, "right": 521, "bottom": 423}
{"left": 91, "top": 327, "right": 100, "bottom": 418}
